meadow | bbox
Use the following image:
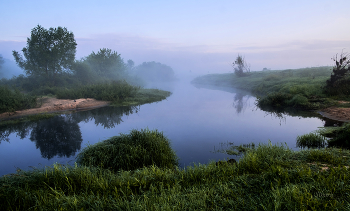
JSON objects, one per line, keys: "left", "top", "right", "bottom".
{"left": 192, "top": 66, "right": 341, "bottom": 110}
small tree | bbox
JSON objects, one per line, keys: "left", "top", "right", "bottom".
{"left": 324, "top": 51, "right": 350, "bottom": 94}
{"left": 232, "top": 54, "right": 250, "bottom": 77}
{"left": 13, "top": 25, "right": 77, "bottom": 85}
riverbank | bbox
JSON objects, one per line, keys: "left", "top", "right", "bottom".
{"left": 0, "top": 88, "right": 171, "bottom": 121}
{"left": 191, "top": 67, "right": 350, "bottom": 122}
{"left": 1, "top": 135, "right": 349, "bottom": 210}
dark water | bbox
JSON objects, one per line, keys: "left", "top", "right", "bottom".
{"left": 0, "top": 78, "right": 334, "bottom": 176}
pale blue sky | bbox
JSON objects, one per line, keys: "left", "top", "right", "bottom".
{"left": 1, "top": 0, "right": 350, "bottom": 75}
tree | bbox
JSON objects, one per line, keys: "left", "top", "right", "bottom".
{"left": 134, "top": 61, "right": 176, "bottom": 82}
{"left": 84, "top": 48, "right": 125, "bottom": 78}
{"left": 0, "top": 54, "right": 4, "bottom": 69}
{"left": 12, "top": 25, "right": 77, "bottom": 85}
{"left": 324, "top": 51, "right": 350, "bottom": 95}
{"left": 232, "top": 54, "right": 250, "bottom": 77}
{"left": 127, "top": 59, "right": 135, "bottom": 70}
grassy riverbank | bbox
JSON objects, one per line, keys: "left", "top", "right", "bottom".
{"left": 192, "top": 67, "right": 341, "bottom": 110}
{"left": 1, "top": 129, "right": 349, "bottom": 210}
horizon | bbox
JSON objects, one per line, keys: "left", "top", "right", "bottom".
{"left": 1, "top": 0, "right": 349, "bottom": 76}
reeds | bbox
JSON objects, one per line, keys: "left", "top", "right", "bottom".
{"left": 296, "top": 133, "right": 327, "bottom": 149}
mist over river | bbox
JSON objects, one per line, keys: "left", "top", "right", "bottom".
{"left": 0, "top": 77, "right": 334, "bottom": 176}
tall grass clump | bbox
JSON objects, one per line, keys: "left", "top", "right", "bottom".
{"left": 296, "top": 133, "right": 327, "bottom": 149}
{"left": 56, "top": 80, "right": 140, "bottom": 102}
{"left": 0, "top": 86, "right": 37, "bottom": 113}
{"left": 76, "top": 129, "right": 179, "bottom": 172}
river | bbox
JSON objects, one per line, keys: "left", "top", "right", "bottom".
{"left": 0, "top": 77, "right": 335, "bottom": 176}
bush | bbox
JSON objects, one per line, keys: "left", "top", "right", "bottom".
{"left": 257, "top": 92, "right": 292, "bottom": 108}
{"left": 76, "top": 129, "right": 179, "bottom": 171}
{"left": 0, "top": 86, "right": 37, "bottom": 113}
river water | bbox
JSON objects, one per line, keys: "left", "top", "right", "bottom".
{"left": 0, "top": 77, "right": 334, "bottom": 176}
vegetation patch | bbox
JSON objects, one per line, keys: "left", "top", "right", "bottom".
{"left": 1, "top": 141, "right": 350, "bottom": 210}
{"left": 76, "top": 129, "right": 179, "bottom": 172}
{"left": 192, "top": 66, "right": 340, "bottom": 111}
{"left": 0, "top": 86, "right": 37, "bottom": 113}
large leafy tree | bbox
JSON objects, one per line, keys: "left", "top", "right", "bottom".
{"left": 84, "top": 48, "right": 125, "bottom": 78}
{"left": 13, "top": 25, "right": 77, "bottom": 85}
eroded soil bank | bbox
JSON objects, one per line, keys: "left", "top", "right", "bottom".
{"left": 0, "top": 97, "right": 110, "bottom": 120}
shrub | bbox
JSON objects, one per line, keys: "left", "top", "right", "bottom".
{"left": 76, "top": 129, "right": 179, "bottom": 171}
{"left": 0, "top": 86, "right": 37, "bottom": 113}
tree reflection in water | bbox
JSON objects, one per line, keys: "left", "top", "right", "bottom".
{"left": 232, "top": 92, "right": 250, "bottom": 114}
{"left": 0, "top": 105, "right": 139, "bottom": 159}
{"left": 30, "top": 115, "right": 82, "bottom": 159}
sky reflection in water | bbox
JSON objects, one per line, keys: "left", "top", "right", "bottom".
{"left": 0, "top": 79, "right": 331, "bottom": 176}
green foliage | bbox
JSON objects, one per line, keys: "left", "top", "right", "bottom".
{"left": 192, "top": 66, "right": 339, "bottom": 110}
{"left": 56, "top": 81, "right": 140, "bottom": 102}
{"left": 76, "top": 129, "right": 179, "bottom": 172}
{"left": 296, "top": 133, "right": 327, "bottom": 149}
{"left": 324, "top": 52, "right": 350, "bottom": 95}
{"left": 83, "top": 48, "right": 125, "bottom": 78}
{"left": 133, "top": 61, "right": 176, "bottom": 82}
{"left": 2, "top": 143, "right": 350, "bottom": 210}
{"left": 12, "top": 25, "right": 77, "bottom": 86}
{"left": 0, "top": 86, "right": 37, "bottom": 113}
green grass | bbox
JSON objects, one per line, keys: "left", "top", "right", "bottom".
{"left": 112, "top": 88, "right": 172, "bottom": 106}
{"left": 1, "top": 138, "right": 350, "bottom": 210}
{"left": 296, "top": 133, "right": 327, "bottom": 149}
{"left": 56, "top": 81, "right": 140, "bottom": 102}
{"left": 76, "top": 128, "right": 179, "bottom": 172}
{"left": 192, "top": 67, "right": 340, "bottom": 110}
{"left": 295, "top": 122, "right": 350, "bottom": 149}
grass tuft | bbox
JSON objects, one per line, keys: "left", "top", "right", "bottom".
{"left": 76, "top": 128, "right": 179, "bottom": 172}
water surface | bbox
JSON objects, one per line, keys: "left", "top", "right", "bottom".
{"left": 0, "top": 78, "right": 333, "bottom": 176}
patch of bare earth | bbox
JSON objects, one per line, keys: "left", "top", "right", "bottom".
{"left": 0, "top": 97, "right": 110, "bottom": 120}
{"left": 319, "top": 101, "right": 350, "bottom": 122}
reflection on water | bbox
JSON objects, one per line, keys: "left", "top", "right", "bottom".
{"left": 0, "top": 79, "right": 342, "bottom": 176}
{"left": 233, "top": 92, "right": 251, "bottom": 114}
{"left": 30, "top": 116, "right": 82, "bottom": 159}
{"left": 0, "top": 105, "right": 139, "bottom": 163}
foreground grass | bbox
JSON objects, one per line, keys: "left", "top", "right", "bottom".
{"left": 192, "top": 67, "right": 339, "bottom": 110}
{"left": 1, "top": 142, "right": 350, "bottom": 210}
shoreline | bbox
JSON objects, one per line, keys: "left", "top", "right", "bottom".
{"left": 0, "top": 97, "right": 110, "bottom": 120}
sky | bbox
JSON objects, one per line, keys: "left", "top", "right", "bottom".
{"left": 1, "top": 0, "right": 350, "bottom": 76}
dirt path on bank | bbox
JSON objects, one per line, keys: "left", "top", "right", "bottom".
{"left": 0, "top": 97, "right": 110, "bottom": 120}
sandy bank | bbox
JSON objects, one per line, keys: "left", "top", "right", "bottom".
{"left": 0, "top": 97, "right": 110, "bottom": 120}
